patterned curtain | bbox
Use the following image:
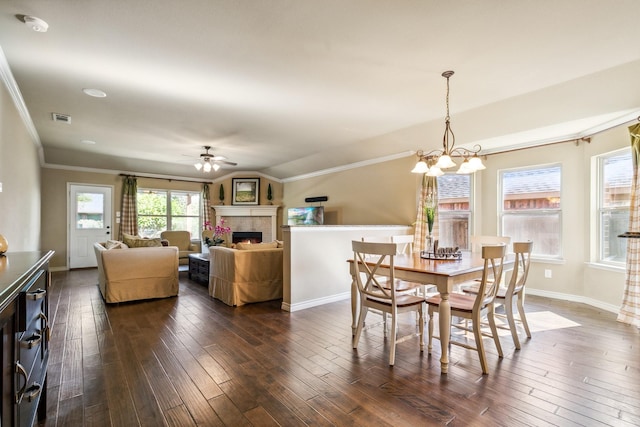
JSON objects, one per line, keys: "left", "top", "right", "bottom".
{"left": 618, "top": 123, "right": 640, "bottom": 327}
{"left": 414, "top": 174, "right": 439, "bottom": 252}
{"left": 202, "top": 183, "right": 211, "bottom": 230}
{"left": 119, "top": 176, "right": 138, "bottom": 240}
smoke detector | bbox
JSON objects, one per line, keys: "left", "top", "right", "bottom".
{"left": 23, "top": 15, "right": 49, "bottom": 33}
{"left": 52, "top": 113, "right": 71, "bottom": 124}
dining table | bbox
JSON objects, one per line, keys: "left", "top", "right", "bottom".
{"left": 348, "top": 250, "right": 512, "bottom": 374}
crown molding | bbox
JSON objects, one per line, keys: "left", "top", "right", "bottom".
{"left": 282, "top": 151, "right": 415, "bottom": 183}
{"left": 0, "top": 45, "right": 43, "bottom": 162}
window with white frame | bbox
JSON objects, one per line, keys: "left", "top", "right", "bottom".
{"left": 137, "top": 189, "right": 201, "bottom": 238}
{"left": 598, "top": 149, "right": 632, "bottom": 264}
{"left": 499, "top": 164, "right": 562, "bottom": 258}
{"left": 437, "top": 174, "right": 472, "bottom": 249}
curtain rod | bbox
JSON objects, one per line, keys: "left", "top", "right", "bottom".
{"left": 484, "top": 115, "right": 640, "bottom": 157}
{"left": 119, "top": 173, "right": 213, "bottom": 185}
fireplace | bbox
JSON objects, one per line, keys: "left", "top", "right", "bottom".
{"left": 212, "top": 205, "right": 279, "bottom": 243}
{"left": 233, "top": 231, "right": 263, "bottom": 244}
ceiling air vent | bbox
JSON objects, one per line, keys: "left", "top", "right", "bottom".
{"left": 51, "top": 113, "right": 71, "bottom": 124}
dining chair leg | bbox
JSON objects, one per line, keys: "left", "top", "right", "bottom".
{"left": 418, "top": 304, "right": 425, "bottom": 352}
{"left": 353, "top": 306, "right": 368, "bottom": 348}
{"left": 505, "top": 302, "right": 521, "bottom": 350}
{"left": 517, "top": 294, "right": 532, "bottom": 339}
{"left": 427, "top": 308, "right": 434, "bottom": 354}
{"left": 389, "top": 310, "right": 397, "bottom": 366}
{"left": 487, "top": 305, "right": 504, "bottom": 358}
{"left": 472, "top": 313, "right": 489, "bottom": 375}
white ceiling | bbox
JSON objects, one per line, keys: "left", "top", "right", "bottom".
{"left": 1, "top": 0, "right": 639, "bottom": 181}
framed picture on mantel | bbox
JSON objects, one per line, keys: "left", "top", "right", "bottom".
{"left": 232, "top": 178, "right": 260, "bottom": 205}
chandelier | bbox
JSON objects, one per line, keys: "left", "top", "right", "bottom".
{"left": 411, "top": 70, "right": 485, "bottom": 176}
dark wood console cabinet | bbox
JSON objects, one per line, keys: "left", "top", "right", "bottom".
{"left": 0, "top": 251, "right": 54, "bottom": 426}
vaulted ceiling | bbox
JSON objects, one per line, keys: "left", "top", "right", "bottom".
{"left": 1, "top": 1, "right": 639, "bottom": 181}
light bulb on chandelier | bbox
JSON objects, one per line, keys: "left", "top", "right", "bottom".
{"left": 411, "top": 70, "right": 485, "bottom": 175}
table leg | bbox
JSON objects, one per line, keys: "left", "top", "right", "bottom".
{"left": 439, "top": 291, "right": 451, "bottom": 373}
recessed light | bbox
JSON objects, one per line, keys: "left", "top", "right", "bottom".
{"left": 80, "top": 140, "right": 96, "bottom": 145}
{"left": 23, "top": 15, "right": 49, "bottom": 33}
{"left": 82, "top": 88, "right": 107, "bottom": 98}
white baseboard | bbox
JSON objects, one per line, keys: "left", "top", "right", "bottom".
{"left": 281, "top": 292, "right": 351, "bottom": 312}
{"left": 527, "top": 288, "right": 619, "bottom": 314}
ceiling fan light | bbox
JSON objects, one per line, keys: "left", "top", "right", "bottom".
{"left": 194, "top": 162, "right": 203, "bottom": 171}
{"left": 411, "top": 160, "right": 429, "bottom": 174}
{"left": 203, "top": 162, "right": 212, "bottom": 172}
{"left": 212, "top": 163, "right": 220, "bottom": 172}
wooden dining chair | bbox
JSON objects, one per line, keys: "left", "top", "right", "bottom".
{"left": 351, "top": 240, "right": 425, "bottom": 366}
{"left": 426, "top": 244, "right": 507, "bottom": 374}
{"left": 391, "top": 234, "right": 414, "bottom": 255}
{"left": 464, "top": 241, "right": 533, "bottom": 349}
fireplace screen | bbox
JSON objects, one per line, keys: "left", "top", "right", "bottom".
{"left": 232, "top": 232, "right": 263, "bottom": 244}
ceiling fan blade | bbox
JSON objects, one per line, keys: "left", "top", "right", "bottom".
{"left": 219, "top": 160, "right": 237, "bottom": 166}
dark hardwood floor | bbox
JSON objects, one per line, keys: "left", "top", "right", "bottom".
{"left": 39, "top": 269, "right": 640, "bottom": 426}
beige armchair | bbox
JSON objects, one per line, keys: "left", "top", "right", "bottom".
{"left": 160, "top": 230, "right": 200, "bottom": 265}
{"left": 94, "top": 242, "right": 179, "bottom": 303}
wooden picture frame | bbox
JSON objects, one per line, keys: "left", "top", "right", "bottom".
{"left": 232, "top": 178, "right": 260, "bottom": 205}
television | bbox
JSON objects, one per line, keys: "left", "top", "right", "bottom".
{"left": 287, "top": 206, "right": 324, "bottom": 225}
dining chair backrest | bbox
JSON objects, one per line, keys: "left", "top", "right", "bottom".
{"left": 474, "top": 244, "right": 507, "bottom": 311}
{"left": 391, "top": 235, "right": 414, "bottom": 255}
{"left": 508, "top": 241, "right": 533, "bottom": 296}
{"left": 352, "top": 240, "right": 398, "bottom": 302}
{"left": 470, "top": 235, "right": 511, "bottom": 253}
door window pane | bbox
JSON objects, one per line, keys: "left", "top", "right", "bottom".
{"left": 76, "top": 192, "right": 104, "bottom": 229}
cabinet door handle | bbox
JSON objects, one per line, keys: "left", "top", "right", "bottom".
{"left": 15, "top": 362, "right": 27, "bottom": 403}
{"left": 20, "top": 333, "right": 42, "bottom": 349}
{"left": 24, "top": 383, "right": 42, "bottom": 402}
{"left": 27, "top": 288, "right": 46, "bottom": 300}
{"left": 39, "top": 312, "right": 50, "bottom": 342}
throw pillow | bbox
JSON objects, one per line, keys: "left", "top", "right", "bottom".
{"left": 132, "top": 238, "right": 163, "bottom": 248}
{"left": 122, "top": 233, "right": 139, "bottom": 247}
{"left": 123, "top": 233, "right": 162, "bottom": 248}
{"left": 105, "top": 240, "right": 125, "bottom": 250}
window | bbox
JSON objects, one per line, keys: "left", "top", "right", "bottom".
{"left": 499, "top": 165, "right": 562, "bottom": 258}
{"left": 137, "top": 189, "right": 201, "bottom": 238}
{"left": 437, "top": 174, "right": 472, "bottom": 249}
{"left": 598, "top": 149, "right": 632, "bottom": 264}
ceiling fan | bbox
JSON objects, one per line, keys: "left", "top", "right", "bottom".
{"left": 194, "top": 146, "right": 237, "bottom": 172}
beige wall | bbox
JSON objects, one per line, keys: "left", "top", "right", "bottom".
{"left": 281, "top": 155, "right": 420, "bottom": 226}
{"left": 0, "top": 81, "right": 41, "bottom": 252}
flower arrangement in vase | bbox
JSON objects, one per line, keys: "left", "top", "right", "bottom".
{"left": 203, "top": 219, "right": 231, "bottom": 246}
{"left": 424, "top": 193, "right": 436, "bottom": 251}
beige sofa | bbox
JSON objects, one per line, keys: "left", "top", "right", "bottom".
{"left": 208, "top": 243, "right": 283, "bottom": 306}
{"left": 94, "top": 242, "right": 179, "bottom": 303}
{"left": 160, "top": 230, "right": 200, "bottom": 265}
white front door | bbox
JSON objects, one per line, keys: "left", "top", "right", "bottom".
{"left": 69, "top": 184, "right": 113, "bottom": 269}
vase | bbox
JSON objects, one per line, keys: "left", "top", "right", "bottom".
{"left": 425, "top": 234, "right": 433, "bottom": 253}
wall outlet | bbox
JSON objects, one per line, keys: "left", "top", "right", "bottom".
{"left": 544, "top": 269, "right": 552, "bottom": 279}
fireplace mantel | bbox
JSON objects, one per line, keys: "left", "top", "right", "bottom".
{"left": 211, "top": 205, "right": 280, "bottom": 242}
{"left": 212, "top": 205, "right": 279, "bottom": 217}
